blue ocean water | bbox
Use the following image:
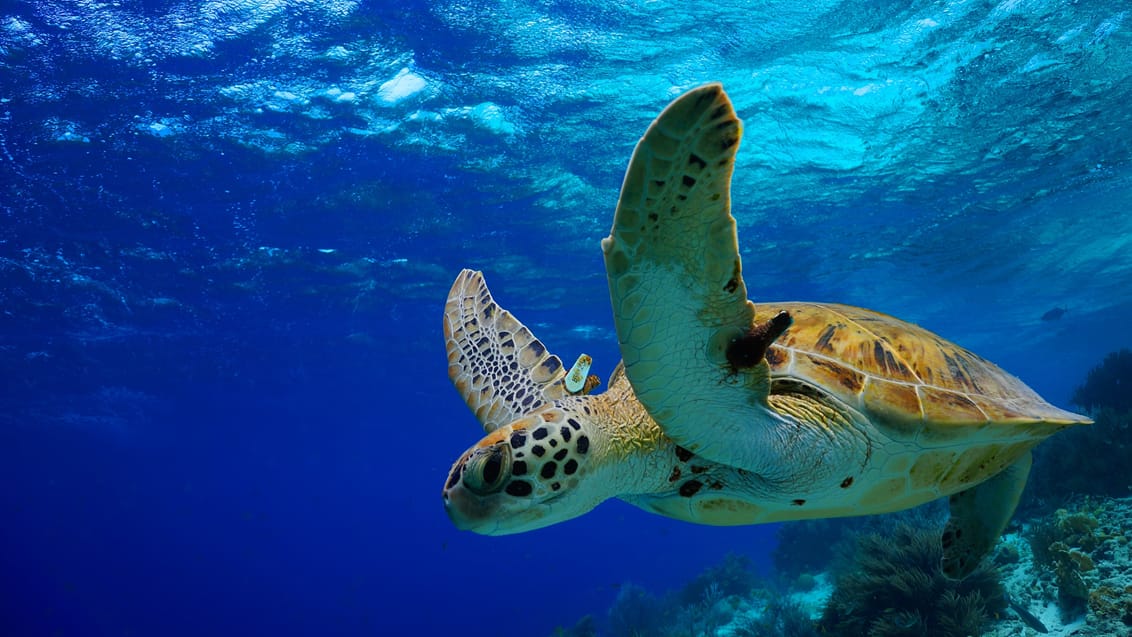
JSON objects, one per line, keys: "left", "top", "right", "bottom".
{"left": 1, "top": 1, "right": 1129, "bottom": 635}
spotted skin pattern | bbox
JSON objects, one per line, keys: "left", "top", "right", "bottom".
{"left": 442, "top": 404, "right": 603, "bottom": 535}
{"left": 503, "top": 412, "right": 589, "bottom": 497}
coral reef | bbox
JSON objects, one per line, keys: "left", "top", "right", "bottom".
{"left": 817, "top": 522, "right": 1006, "bottom": 637}
{"left": 553, "top": 615, "right": 597, "bottom": 637}
{"left": 1088, "top": 584, "right": 1132, "bottom": 630}
{"left": 597, "top": 554, "right": 819, "bottom": 637}
{"left": 603, "top": 574, "right": 748, "bottom": 637}
{"left": 677, "top": 552, "right": 757, "bottom": 606}
{"left": 728, "top": 597, "right": 821, "bottom": 637}
{"left": 553, "top": 497, "right": 1132, "bottom": 637}
{"left": 1010, "top": 498, "right": 1132, "bottom": 635}
{"left": 1026, "top": 507, "right": 1105, "bottom": 617}
{"left": 606, "top": 583, "right": 672, "bottom": 637}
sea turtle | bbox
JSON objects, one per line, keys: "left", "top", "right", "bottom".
{"left": 441, "top": 83, "right": 1090, "bottom": 578}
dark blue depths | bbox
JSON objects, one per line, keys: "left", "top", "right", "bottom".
{"left": 2, "top": 1, "right": 1131, "bottom": 636}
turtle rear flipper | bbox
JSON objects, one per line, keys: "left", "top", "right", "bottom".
{"left": 941, "top": 451, "right": 1032, "bottom": 579}
{"left": 444, "top": 269, "right": 568, "bottom": 432}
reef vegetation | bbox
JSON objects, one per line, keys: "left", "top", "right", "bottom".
{"left": 1070, "top": 349, "right": 1132, "bottom": 414}
{"left": 819, "top": 521, "right": 1006, "bottom": 637}
{"left": 1025, "top": 348, "right": 1132, "bottom": 510}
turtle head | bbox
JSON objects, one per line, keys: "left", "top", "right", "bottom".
{"left": 442, "top": 405, "right": 606, "bottom": 535}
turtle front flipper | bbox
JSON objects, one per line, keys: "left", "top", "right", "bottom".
{"left": 601, "top": 83, "right": 778, "bottom": 467}
{"left": 941, "top": 451, "right": 1033, "bottom": 579}
{"left": 444, "top": 269, "right": 568, "bottom": 433}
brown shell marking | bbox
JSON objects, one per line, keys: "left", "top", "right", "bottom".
{"left": 762, "top": 301, "right": 1090, "bottom": 429}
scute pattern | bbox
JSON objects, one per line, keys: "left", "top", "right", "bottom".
{"left": 762, "top": 302, "right": 1089, "bottom": 428}
{"left": 444, "top": 269, "right": 567, "bottom": 433}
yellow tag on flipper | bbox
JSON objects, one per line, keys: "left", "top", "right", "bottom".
{"left": 565, "top": 354, "right": 593, "bottom": 394}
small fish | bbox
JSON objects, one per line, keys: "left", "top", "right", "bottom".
{"left": 1041, "top": 307, "right": 1068, "bottom": 322}
{"left": 1008, "top": 595, "right": 1048, "bottom": 633}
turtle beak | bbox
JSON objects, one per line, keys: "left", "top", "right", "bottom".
{"left": 441, "top": 458, "right": 498, "bottom": 534}
{"left": 442, "top": 482, "right": 500, "bottom": 534}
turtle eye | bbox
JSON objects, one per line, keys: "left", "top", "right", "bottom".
{"left": 462, "top": 444, "right": 511, "bottom": 496}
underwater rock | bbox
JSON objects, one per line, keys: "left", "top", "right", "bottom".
{"left": 1088, "top": 584, "right": 1132, "bottom": 631}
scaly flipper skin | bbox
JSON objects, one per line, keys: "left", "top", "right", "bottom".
{"left": 601, "top": 83, "right": 769, "bottom": 468}
{"left": 941, "top": 451, "right": 1032, "bottom": 579}
{"left": 444, "top": 269, "right": 567, "bottom": 432}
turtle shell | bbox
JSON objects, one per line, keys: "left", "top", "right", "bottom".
{"left": 762, "top": 302, "right": 1089, "bottom": 436}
